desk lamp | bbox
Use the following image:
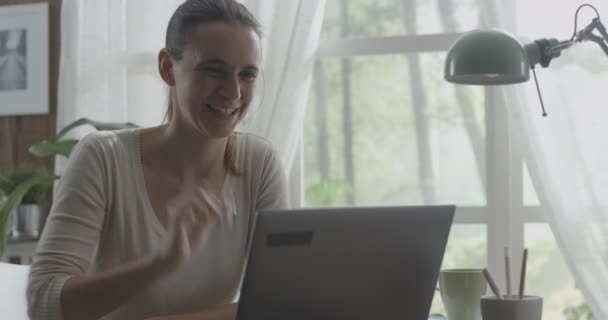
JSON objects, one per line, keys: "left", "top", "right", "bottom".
{"left": 444, "top": 4, "right": 608, "bottom": 116}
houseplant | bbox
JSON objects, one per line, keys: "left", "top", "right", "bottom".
{"left": 0, "top": 117, "right": 138, "bottom": 256}
{"left": 0, "top": 166, "right": 57, "bottom": 255}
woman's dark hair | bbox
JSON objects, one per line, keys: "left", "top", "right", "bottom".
{"left": 165, "top": 0, "right": 262, "bottom": 61}
{"left": 164, "top": 0, "right": 262, "bottom": 175}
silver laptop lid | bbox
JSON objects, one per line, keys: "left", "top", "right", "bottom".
{"left": 236, "top": 205, "right": 455, "bottom": 320}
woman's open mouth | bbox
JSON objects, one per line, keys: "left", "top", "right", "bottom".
{"left": 206, "top": 104, "right": 240, "bottom": 119}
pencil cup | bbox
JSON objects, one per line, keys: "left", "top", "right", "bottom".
{"left": 481, "top": 295, "right": 542, "bottom": 320}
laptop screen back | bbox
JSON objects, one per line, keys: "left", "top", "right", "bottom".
{"left": 236, "top": 205, "right": 455, "bottom": 320}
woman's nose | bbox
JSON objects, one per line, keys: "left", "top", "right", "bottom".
{"left": 219, "top": 74, "right": 241, "bottom": 102}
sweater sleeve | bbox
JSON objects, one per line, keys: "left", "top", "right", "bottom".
{"left": 255, "top": 145, "right": 289, "bottom": 210}
{"left": 27, "top": 134, "right": 109, "bottom": 320}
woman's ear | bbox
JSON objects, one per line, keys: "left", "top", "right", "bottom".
{"left": 158, "top": 49, "right": 176, "bottom": 86}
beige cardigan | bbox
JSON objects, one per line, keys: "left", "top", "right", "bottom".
{"left": 27, "top": 129, "right": 288, "bottom": 320}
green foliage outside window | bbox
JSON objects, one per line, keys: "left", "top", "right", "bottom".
{"left": 564, "top": 303, "right": 594, "bottom": 320}
{"left": 305, "top": 180, "right": 354, "bottom": 206}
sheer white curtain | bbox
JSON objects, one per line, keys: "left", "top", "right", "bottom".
{"left": 239, "top": 0, "right": 326, "bottom": 205}
{"left": 237, "top": 0, "right": 326, "bottom": 205}
{"left": 490, "top": 1, "right": 608, "bottom": 318}
{"left": 58, "top": 0, "right": 180, "bottom": 133}
{"left": 57, "top": 0, "right": 326, "bottom": 203}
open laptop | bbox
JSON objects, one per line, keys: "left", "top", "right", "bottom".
{"left": 235, "top": 205, "right": 455, "bottom": 320}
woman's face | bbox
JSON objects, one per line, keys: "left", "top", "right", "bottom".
{"left": 169, "top": 22, "right": 261, "bottom": 138}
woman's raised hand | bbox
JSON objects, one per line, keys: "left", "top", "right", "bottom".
{"left": 160, "top": 168, "right": 221, "bottom": 271}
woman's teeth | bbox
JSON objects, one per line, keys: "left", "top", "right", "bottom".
{"left": 207, "top": 104, "right": 239, "bottom": 115}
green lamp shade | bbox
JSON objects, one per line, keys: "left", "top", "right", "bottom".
{"left": 444, "top": 29, "right": 531, "bottom": 85}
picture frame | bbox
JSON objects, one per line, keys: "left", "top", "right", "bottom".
{"left": 0, "top": 3, "right": 49, "bottom": 116}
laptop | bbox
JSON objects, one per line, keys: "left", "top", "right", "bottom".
{"left": 235, "top": 205, "right": 455, "bottom": 320}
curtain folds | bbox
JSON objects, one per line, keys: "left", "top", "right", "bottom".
{"left": 489, "top": 1, "right": 608, "bottom": 318}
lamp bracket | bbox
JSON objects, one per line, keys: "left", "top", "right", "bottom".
{"left": 534, "top": 39, "right": 557, "bottom": 68}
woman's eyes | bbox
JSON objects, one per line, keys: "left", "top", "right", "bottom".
{"left": 198, "top": 66, "right": 257, "bottom": 81}
{"left": 239, "top": 71, "right": 258, "bottom": 81}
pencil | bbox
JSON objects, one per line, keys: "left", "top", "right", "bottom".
{"left": 482, "top": 268, "right": 502, "bottom": 299}
{"left": 519, "top": 248, "right": 528, "bottom": 299}
{"left": 505, "top": 247, "right": 512, "bottom": 298}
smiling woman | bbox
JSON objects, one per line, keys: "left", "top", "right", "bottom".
{"left": 160, "top": 20, "right": 262, "bottom": 176}
{"left": 162, "top": 22, "right": 260, "bottom": 136}
{"left": 26, "top": 1, "right": 288, "bottom": 320}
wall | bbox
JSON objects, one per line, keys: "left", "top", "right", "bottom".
{"left": 0, "top": 0, "right": 61, "bottom": 172}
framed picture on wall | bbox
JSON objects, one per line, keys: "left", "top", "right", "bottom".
{"left": 0, "top": 2, "right": 49, "bottom": 116}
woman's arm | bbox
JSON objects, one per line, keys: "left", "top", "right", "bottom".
{"left": 28, "top": 135, "right": 113, "bottom": 320}
{"left": 62, "top": 193, "right": 214, "bottom": 320}
{"left": 61, "top": 254, "right": 174, "bottom": 320}
{"left": 28, "top": 134, "right": 214, "bottom": 320}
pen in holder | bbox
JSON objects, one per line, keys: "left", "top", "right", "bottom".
{"left": 482, "top": 268, "right": 501, "bottom": 299}
{"left": 519, "top": 248, "right": 528, "bottom": 299}
{"left": 481, "top": 248, "right": 541, "bottom": 320}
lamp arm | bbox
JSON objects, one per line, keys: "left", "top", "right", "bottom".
{"left": 590, "top": 18, "right": 608, "bottom": 56}
{"left": 571, "top": 18, "right": 608, "bottom": 56}
{"left": 596, "top": 39, "right": 608, "bottom": 55}
{"left": 586, "top": 33, "right": 608, "bottom": 55}
{"left": 525, "top": 17, "right": 608, "bottom": 69}
{"left": 547, "top": 40, "right": 577, "bottom": 59}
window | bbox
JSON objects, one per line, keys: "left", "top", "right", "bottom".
{"left": 302, "top": 0, "right": 589, "bottom": 318}
{"left": 525, "top": 224, "right": 587, "bottom": 320}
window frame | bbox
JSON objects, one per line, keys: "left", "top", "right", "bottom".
{"left": 304, "top": 1, "right": 545, "bottom": 292}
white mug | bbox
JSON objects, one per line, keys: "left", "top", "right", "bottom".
{"left": 438, "top": 269, "right": 488, "bottom": 320}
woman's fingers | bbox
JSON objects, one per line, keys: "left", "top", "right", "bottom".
{"left": 178, "top": 220, "right": 192, "bottom": 261}
{"left": 181, "top": 205, "right": 219, "bottom": 253}
{"left": 186, "top": 207, "right": 212, "bottom": 243}
{"left": 160, "top": 172, "right": 229, "bottom": 272}
{"left": 163, "top": 178, "right": 227, "bottom": 268}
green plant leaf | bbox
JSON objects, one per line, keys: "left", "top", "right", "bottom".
{"left": 0, "top": 165, "right": 54, "bottom": 206}
{"left": 87, "top": 119, "right": 139, "bottom": 131}
{"left": 29, "top": 139, "right": 79, "bottom": 158}
{"left": 0, "top": 174, "right": 58, "bottom": 255}
{"left": 30, "top": 118, "right": 139, "bottom": 159}
{"left": 0, "top": 174, "right": 11, "bottom": 194}
{"left": 56, "top": 118, "right": 138, "bottom": 141}
{"left": 55, "top": 118, "right": 89, "bottom": 140}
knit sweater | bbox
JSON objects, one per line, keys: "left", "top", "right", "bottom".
{"left": 27, "top": 129, "right": 289, "bottom": 320}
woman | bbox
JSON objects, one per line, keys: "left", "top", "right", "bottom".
{"left": 27, "top": 1, "right": 288, "bottom": 319}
